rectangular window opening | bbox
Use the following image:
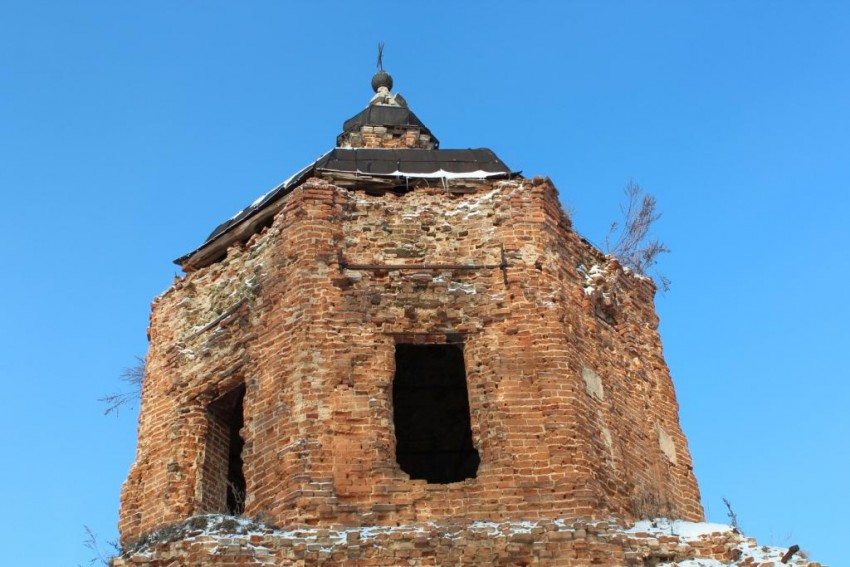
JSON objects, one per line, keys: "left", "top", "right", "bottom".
{"left": 392, "top": 344, "right": 480, "bottom": 484}
{"left": 204, "top": 384, "right": 246, "bottom": 515}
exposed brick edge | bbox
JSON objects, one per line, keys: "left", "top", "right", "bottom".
{"left": 112, "top": 515, "right": 823, "bottom": 566}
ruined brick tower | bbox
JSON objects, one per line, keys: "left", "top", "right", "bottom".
{"left": 117, "top": 63, "right": 704, "bottom": 564}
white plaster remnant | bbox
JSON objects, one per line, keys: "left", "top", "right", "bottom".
{"left": 342, "top": 269, "right": 363, "bottom": 281}
{"left": 657, "top": 424, "right": 677, "bottom": 464}
{"left": 447, "top": 281, "right": 476, "bottom": 295}
{"left": 178, "top": 348, "right": 196, "bottom": 360}
{"left": 601, "top": 426, "right": 613, "bottom": 451}
{"left": 582, "top": 366, "right": 604, "bottom": 400}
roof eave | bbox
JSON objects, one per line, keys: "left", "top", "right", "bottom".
{"left": 175, "top": 149, "right": 519, "bottom": 272}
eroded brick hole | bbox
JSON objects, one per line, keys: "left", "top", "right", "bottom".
{"left": 392, "top": 344, "right": 480, "bottom": 484}
{"left": 203, "top": 384, "right": 246, "bottom": 515}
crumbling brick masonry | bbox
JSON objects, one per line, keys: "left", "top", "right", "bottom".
{"left": 118, "top": 70, "right": 709, "bottom": 565}
{"left": 120, "top": 176, "right": 702, "bottom": 543}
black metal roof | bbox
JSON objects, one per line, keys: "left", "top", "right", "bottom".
{"left": 316, "top": 148, "right": 508, "bottom": 177}
{"left": 338, "top": 105, "right": 438, "bottom": 147}
{"left": 175, "top": 148, "right": 517, "bottom": 268}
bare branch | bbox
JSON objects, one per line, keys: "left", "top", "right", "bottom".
{"left": 605, "top": 181, "right": 670, "bottom": 290}
{"left": 82, "top": 525, "right": 117, "bottom": 566}
{"left": 99, "top": 356, "right": 145, "bottom": 416}
{"left": 722, "top": 497, "right": 742, "bottom": 533}
{"left": 121, "top": 356, "right": 145, "bottom": 388}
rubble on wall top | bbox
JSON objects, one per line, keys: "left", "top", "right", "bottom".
{"left": 338, "top": 105, "right": 437, "bottom": 147}
{"left": 116, "top": 515, "right": 819, "bottom": 566}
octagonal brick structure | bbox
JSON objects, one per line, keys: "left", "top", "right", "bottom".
{"left": 118, "top": 174, "right": 703, "bottom": 546}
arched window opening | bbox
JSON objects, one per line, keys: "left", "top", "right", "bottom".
{"left": 392, "top": 344, "right": 479, "bottom": 484}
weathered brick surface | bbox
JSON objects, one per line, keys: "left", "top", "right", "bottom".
{"left": 340, "top": 123, "right": 435, "bottom": 149}
{"left": 119, "top": 176, "right": 702, "bottom": 551}
{"left": 112, "top": 515, "right": 820, "bottom": 566}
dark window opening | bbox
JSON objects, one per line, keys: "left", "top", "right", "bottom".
{"left": 206, "top": 384, "right": 246, "bottom": 515}
{"left": 392, "top": 344, "right": 480, "bottom": 483}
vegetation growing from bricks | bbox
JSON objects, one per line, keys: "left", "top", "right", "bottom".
{"left": 606, "top": 180, "right": 671, "bottom": 291}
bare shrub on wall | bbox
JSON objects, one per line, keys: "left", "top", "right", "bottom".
{"left": 99, "top": 356, "right": 145, "bottom": 416}
{"left": 81, "top": 525, "right": 118, "bottom": 566}
{"left": 722, "top": 497, "right": 743, "bottom": 533}
{"left": 605, "top": 180, "right": 671, "bottom": 291}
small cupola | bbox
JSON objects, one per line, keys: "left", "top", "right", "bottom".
{"left": 337, "top": 46, "right": 438, "bottom": 149}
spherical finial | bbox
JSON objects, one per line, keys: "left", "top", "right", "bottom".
{"left": 372, "top": 42, "right": 393, "bottom": 93}
{"left": 371, "top": 70, "right": 393, "bottom": 93}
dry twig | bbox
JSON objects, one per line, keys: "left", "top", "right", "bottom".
{"left": 722, "top": 497, "right": 742, "bottom": 532}
{"left": 99, "top": 356, "right": 145, "bottom": 416}
{"left": 605, "top": 180, "right": 670, "bottom": 291}
{"left": 81, "top": 525, "right": 118, "bottom": 566}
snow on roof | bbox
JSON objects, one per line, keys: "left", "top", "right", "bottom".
{"left": 175, "top": 148, "right": 517, "bottom": 269}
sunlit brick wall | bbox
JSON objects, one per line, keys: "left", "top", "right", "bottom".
{"left": 119, "top": 176, "right": 702, "bottom": 545}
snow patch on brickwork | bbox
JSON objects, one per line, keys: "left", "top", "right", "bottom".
{"left": 629, "top": 519, "right": 814, "bottom": 566}
{"left": 443, "top": 187, "right": 499, "bottom": 219}
{"left": 117, "top": 516, "right": 818, "bottom": 566}
{"left": 465, "top": 519, "right": 542, "bottom": 537}
{"left": 627, "top": 518, "right": 732, "bottom": 539}
{"left": 382, "top": 169, "right": 506, "bottom": 180}
{"left": 447, "top": 281, "right": 476, "bottom": 295}
{"left": 580, "top": 263, "right": 606, "bottom": 295}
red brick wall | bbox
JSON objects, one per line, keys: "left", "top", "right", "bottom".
{"left": 198, "top": 411, "right": 230, "bottom": 514}
{"left": 113, "top": 516, "right": 820, "bottom": 566}
{"left": 119, "top": 176, "right": 702, "bottom": 545}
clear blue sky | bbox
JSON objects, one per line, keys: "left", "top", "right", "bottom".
{"left": 1, "top": 2, "right": 846, "bottom": 565}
